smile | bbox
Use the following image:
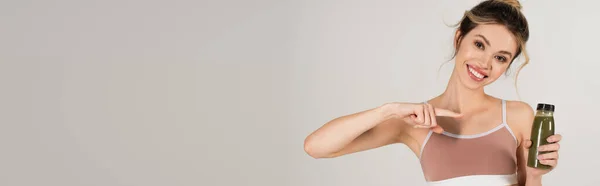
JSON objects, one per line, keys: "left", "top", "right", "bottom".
{"left": 466, "top": 64, "right": 488, "bottom": 81}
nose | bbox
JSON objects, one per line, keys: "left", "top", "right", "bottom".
{"left": 474, "top": 54, "right": 492, "bottom": 70}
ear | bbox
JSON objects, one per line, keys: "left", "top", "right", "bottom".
{"left": 454, "top": 30, "right": 462, "bottom": 49}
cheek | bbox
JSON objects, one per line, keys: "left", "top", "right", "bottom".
{"left": 490, "top": 64, "right": 509, "bottom": 78}
{"left": 455, "top": 45, "right": 477, "bottom": 62}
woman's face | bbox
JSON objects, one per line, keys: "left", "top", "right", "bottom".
{"left": 453, "top": 24, "right": 518, "bottom": 90}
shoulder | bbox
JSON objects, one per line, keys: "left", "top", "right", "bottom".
{"left": 505, "top": 100, "right": 535, "bottom": 143}
{"left": 506, "top": 100, "right": 534, "bottom": 119}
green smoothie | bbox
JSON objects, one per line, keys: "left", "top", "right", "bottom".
{"left": 527, "top": 103, "right": 555, "bottom": 169}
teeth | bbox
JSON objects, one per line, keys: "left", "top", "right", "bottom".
{"left": 469, "top": 67, "right": 484, "bottom": 79}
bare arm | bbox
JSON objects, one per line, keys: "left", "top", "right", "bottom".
{"left": 512, "top": 101, "right": 562, "bottom": 186}
{"left": 507, "top": 101, "right": 541, "bottom": 186}
{"left": 303, "top": 104, "right": 406, "bottom": 158}
{"left": 303, "top": 102, "right": 460, "bottom": 159}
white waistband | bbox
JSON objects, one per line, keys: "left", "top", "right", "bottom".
{"left": 427, "top": 173, "right": 517, "bottom": 186}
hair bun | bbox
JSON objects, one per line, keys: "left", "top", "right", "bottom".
{"left": 496, "top": 0, "right": 522, "bottom": 9}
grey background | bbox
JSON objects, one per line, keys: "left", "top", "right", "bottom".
{"left": 1, "top": 0, "right": 598, "bottom": 185}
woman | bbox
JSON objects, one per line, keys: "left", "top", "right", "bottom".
{"left": 303, "top": 0, "right": 562, "bottom": 185}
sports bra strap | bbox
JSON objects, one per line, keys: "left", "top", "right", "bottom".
{"left": 501, "top": 100, "right": 507, "bottom": 124}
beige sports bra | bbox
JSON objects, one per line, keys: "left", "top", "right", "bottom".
{"left": 419, "top": 100, "right": 519, "bottom": 186}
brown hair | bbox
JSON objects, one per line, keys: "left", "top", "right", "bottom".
{"left": 451, "top": 0, "right": 530, "bottom": 90}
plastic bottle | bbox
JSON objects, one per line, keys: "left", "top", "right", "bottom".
{"left": 527, "top": 103, "right": 555, "bottom": 169}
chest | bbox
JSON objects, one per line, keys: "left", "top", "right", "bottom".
{"left": 435, "top": 108, "right": 504, "bottom": 135}
{"left": 419, "top": 128, "right": 518, "bottom": 181}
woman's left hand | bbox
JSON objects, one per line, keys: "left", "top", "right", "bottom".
{"left": 524, "top": 134, "right": 562, "bottom": 177}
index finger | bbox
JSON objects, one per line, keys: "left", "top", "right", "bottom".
{"left": 433, "top": 108, "right": 462, "bottom": 118}
{"left": 432, "top": 125, "right": 444, "bottom": 134}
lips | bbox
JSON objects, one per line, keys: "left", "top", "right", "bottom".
{"left": 466, "top": 64, "right": 488, "bottom": 81}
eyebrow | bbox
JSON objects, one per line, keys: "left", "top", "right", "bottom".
{"left": 475, "top": 34, "right": 491, "bottom": 46}
{"left": 475, "top": 34, "right": 514, "bottom": 58}
{"left": 498, "top": 51, "right": 513, "bottom": 58}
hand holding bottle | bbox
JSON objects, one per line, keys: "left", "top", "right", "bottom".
{"left": 523, "top": 103, "right": 562, "bottom": 178}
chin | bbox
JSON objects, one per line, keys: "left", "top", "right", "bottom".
{"left": 459, "top": 77, "right": 486, "bottom": 90}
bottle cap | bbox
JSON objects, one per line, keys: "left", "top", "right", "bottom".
{"left": 536, "top": 103, "right": 555, "bottom": 112}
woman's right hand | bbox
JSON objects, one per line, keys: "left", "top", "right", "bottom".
{"left": 382, "top": 102, "right": 462, "bottom": 134}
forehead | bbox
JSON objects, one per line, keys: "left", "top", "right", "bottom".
{"left": 466, "top": 24, "right": 518, "bottom": 52}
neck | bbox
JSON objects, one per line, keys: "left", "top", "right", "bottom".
{"left": 436, "top": 71, "right": 487, "bottom": 114}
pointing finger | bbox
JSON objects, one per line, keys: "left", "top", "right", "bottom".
{"left": 434, "top": 108, "right": 462, "bottom": 118}
{"left": 432, "top": 125, "right": 444, "bottom": 134}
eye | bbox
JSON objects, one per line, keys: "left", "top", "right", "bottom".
{"left": 474, "top": 41, "right": 484, "bottom": 49}
{"left": 495, "top": 55, "right": 508, "bottom": 62}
